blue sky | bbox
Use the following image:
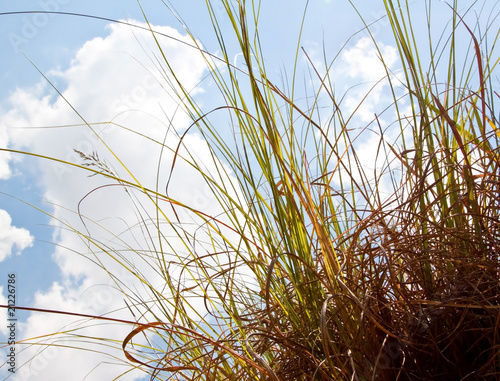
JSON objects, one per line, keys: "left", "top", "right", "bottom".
{"left": 0, "top": 1, "right": 496, "bottom": 380}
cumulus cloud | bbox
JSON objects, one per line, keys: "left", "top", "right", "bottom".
{"left": 340, "top": 36, "right": 397, "bottom": 122}
{"left": 0, "top": 20, "right": 243, "bottom": 380}
{"left": 314, "top": 36, "right": 403, "bottom": 205}
{"left": 0, "top": 209, "right": 34, "bottom": 262}
{"left": 341, "top": 37, "right": 397, "bottom": 81}
{"left": 0, "top": 123, "right": 12, "bottom": 179}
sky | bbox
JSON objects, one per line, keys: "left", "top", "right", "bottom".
{"left": 0, "top": 1, "right": 496, "bottom": 380}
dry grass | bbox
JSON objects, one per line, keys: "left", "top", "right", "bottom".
{"left": 1, "top": 0, "right": 499, "bottom": 380}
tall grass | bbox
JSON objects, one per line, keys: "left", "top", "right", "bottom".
{"left": 2, "top": 0, "right": 499, "bottom": 379}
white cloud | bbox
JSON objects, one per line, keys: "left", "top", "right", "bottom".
{"left": 340, "top": 37, "right": 397, "bottom": 122}
{"left": 312, "top": 37, "right": 403, "bottom": 209}
{"left": 0, "top": 209, "right": 34, "bottom": 262}
{"left": 0, "top": 124, "right": 12, "bottom": 179}
{"left": 0, "top": 20, "right": 247, "bottom": 380}
{"left": 341, "top": 37, "right": 396, "bottom": 82}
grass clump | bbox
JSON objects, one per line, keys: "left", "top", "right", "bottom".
{"left": 2, "top": 0, "right": 500, "bottom": 380}
{"left": 155, "top": 1, "right": 499, "bottom": 379}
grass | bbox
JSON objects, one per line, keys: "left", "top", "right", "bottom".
{"left": 1, "top": 0, "right": 500, "bottom": 379}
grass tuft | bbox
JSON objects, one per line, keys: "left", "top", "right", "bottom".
{"left": 1, "top": 0, "right": 499, "bottom": 380}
